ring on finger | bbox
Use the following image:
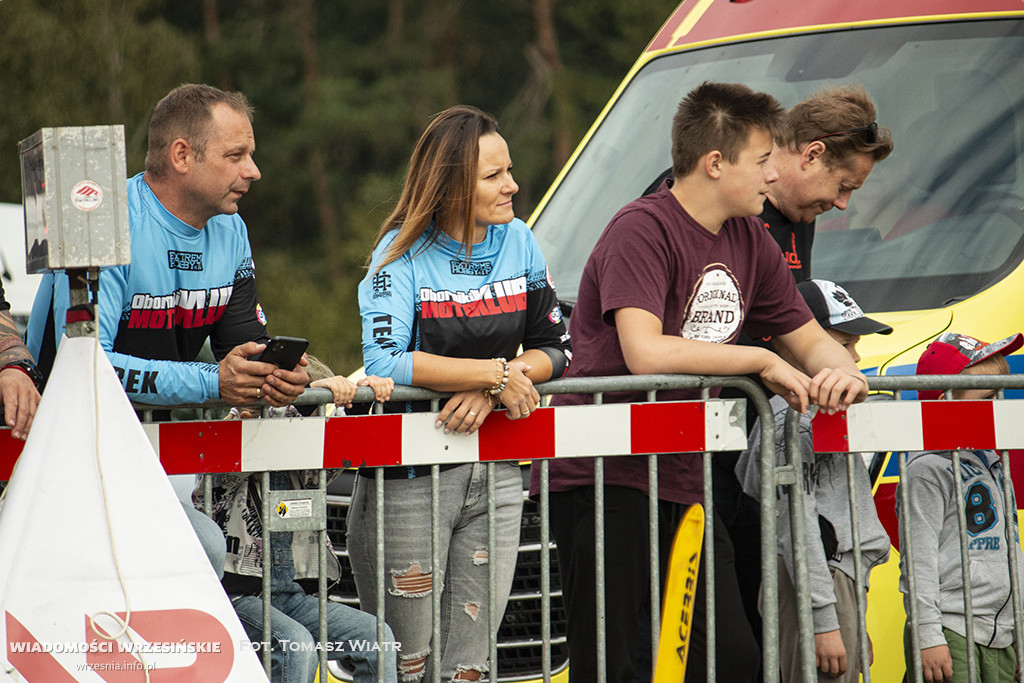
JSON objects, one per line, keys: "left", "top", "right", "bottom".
{"left": 468, "top": 411, "right": 477, "bottom": 417}
{"left": 256, "top": 387, "right": 261, "bottom": 398}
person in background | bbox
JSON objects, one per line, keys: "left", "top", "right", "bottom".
{"left": 897, "top": 332, "right": 1024, "bottom": 683}
{"left": 736, "top": 279, "right": 893, "bottom": 681}
{"left": 753, "top": 84, "right": 893, "bottom": 281}
{"left": 351, "top": 105, "right": 572, "bottom": 682}
{"left": 197, "top": 356, "right": 398, "bottom": 683}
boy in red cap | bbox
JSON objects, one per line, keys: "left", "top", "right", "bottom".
{"left": 898, "top": 331, "right": 1024, "bottom": 683}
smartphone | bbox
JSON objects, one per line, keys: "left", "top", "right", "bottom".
{"left": 248, "top": 336, "right": 309, "bottom": 370}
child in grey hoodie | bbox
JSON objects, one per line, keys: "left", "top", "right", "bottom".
{"left": 898, "top": 331, "right": 1024, "bottom": 683}
{"left": 736, "top": 279, "right": 893, "bottom": 682}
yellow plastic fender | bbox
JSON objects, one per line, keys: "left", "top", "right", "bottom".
{"left": 653, "top": 503, "right": 705, "bottom": 683}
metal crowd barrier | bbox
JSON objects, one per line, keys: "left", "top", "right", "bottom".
{"left": 132, "top": 373, "right": 780, "bottom": 683}
{"left": 7, "top": 371, "right": 1024, "bottom": 682}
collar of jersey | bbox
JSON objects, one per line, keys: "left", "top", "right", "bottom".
{"left": 427, "top": 220, "right": 510, "bottom": 261}
{"left": 136, "top": 174, "right": 219, "bottom": 240}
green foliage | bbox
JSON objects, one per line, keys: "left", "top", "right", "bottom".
{"left": 254, "top": 248, "right": 367, "bottom": 374}
{"left": 0, "top": 0, "right": 201, "bottom": 185}
{"left": 0, "top": 0, "right": 677, "bottom": 375}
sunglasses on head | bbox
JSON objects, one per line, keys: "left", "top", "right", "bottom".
{"left": 809, "top": 121, "right": 878, "bottom": 144}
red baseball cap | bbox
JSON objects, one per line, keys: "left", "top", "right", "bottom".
{"left": 916, "top": 331, "right": 1022, "bottom": 400}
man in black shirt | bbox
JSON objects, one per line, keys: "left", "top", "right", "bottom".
{"left": 760, "top": 84, "right": 893, "bottom": 283}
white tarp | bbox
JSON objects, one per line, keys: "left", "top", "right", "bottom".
{"left": 0, "top": 336, "right": 267, "bottom": 682}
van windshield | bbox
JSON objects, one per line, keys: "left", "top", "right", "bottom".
{"left": 531, "top": 19, "right": 1024, "bottom": 313}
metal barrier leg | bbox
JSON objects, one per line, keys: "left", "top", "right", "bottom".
{"left": 950, "top": 450, "right": 978, "bottom": 683}
{"left": 846, "top": 452, "right": 871, "bottom": 682}
{"left": 701, "top": 458, "right": 716, "bottom": 683}
{"left": 370, "top": 402, "right": 388, "bottom": 683}
{"left": 752, "top": 391, "right": 780, "bottom": 683}
{"left": 539, "top": 460, "right": 552, "bottom": 683}
{"left": 375, "top": 467, "right": 387, "bottom": 683}
{"left": 488, "top": 462, "right": 499, "bottom": 683}
{"left": 594, "top": 454, "right": 606, "bottom": 683}
{"left": 701, "top": 388, "right": 716, "bottom": 683}
{"left": 648, "top": 451, "right": 660, "bottom": 677}
{"left": 898, "top": 450, "right": 924, "bottom": 683}
{"left": 999, "top": 446, "right": 1024, "bottom": 677}
{"left": 318, "top": 469, "right": 328, "bottom": 683}
{"left": 783, "top": 409, "right": 817, "bottom": 683}
{"left": 261, "top": 471, "right": 272, "bottom": 678}
{"left": 430, "top": 464, "right": 442, "bottom": 683}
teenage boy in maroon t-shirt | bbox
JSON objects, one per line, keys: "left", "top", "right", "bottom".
{"left": 530, "top": 82, "right": 869, "bottom": 683}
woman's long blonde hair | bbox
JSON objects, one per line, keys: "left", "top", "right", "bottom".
{"left": 370, "top": 105, "right": 500, "bottom": 271}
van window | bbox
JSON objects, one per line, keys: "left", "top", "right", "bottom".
{"left": 532, "top": 20, "right": 1024, "bottom": 313}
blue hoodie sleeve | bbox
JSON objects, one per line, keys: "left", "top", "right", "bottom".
{"left": 358, "top": 238, "right": 415, "bottom": 385}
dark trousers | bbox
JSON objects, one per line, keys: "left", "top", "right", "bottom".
{"left": 712, "top": 452, "right": 764, "bottom": 648}
{"left": 550, "top": 485, "right": 761, "bottom": 683}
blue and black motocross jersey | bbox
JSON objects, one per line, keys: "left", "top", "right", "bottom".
{"left": 25, "top": 173, "right": 269, "bottom": 404}
{"left": 359, "top": 219, "right": 571, "bottom": 395}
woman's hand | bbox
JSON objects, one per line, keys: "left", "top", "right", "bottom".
{"left": 498, "top": 360, "right": 540, "bottom": 420}
{"left": 436, "top": 390, "right": 495, "bottom": 435}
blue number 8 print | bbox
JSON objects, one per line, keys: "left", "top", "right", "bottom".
{"left": 965, "top": 483, "right": 998, "bottom": 535}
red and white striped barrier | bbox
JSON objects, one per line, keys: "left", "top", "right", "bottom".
{"left": 0, "top": 399, "right": 746, "bottom": 478}
{"left": 813, "top": 400, "right": 1024, "bottom": 453}
{"left": 141, "top": 399, "right": 746, "bottom": 474}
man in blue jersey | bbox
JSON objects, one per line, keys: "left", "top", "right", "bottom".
{"left": 23, "top": 85, "right": 378, "bottom": 683}
{"left": 27, "top": 84, "right": 309, "bottom": 406}
{"left": 26, "top": 84, "right": 309, "bottom": 578}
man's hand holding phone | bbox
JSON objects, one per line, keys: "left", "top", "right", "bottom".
{"left": 222, "top": 337, "right": 310, "bottom": 407}
{"left": 247, "top": 336, "right": 309, "bottom": 369}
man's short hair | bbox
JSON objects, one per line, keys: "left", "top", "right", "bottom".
{"left": 145, "top": 83, "right": 254, "bottom": 178}
{"left": 671, "top": 82, "right": 783, "bottom": 179}
{"left": 784, "top": 84, "right": 893, "bottom": 168}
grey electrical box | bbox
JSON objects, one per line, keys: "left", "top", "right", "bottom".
{"left": 18, "top": 125, "right": 131, "bottom": 273}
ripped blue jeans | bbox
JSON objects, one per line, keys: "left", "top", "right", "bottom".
{"left": 346, "top": 463, "right": 523, "bottom": 682}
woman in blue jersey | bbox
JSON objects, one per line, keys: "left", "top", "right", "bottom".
{"left": 349, "top": 105, "right": 571, "bottom": 682}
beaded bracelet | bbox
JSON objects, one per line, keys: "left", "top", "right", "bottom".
{"left": 488, "top": 357, "right": 510, "bottom": 395}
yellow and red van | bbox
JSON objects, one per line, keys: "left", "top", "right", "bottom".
{"left": 526, "top": 0, "right": 1024, "bottom": 679}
